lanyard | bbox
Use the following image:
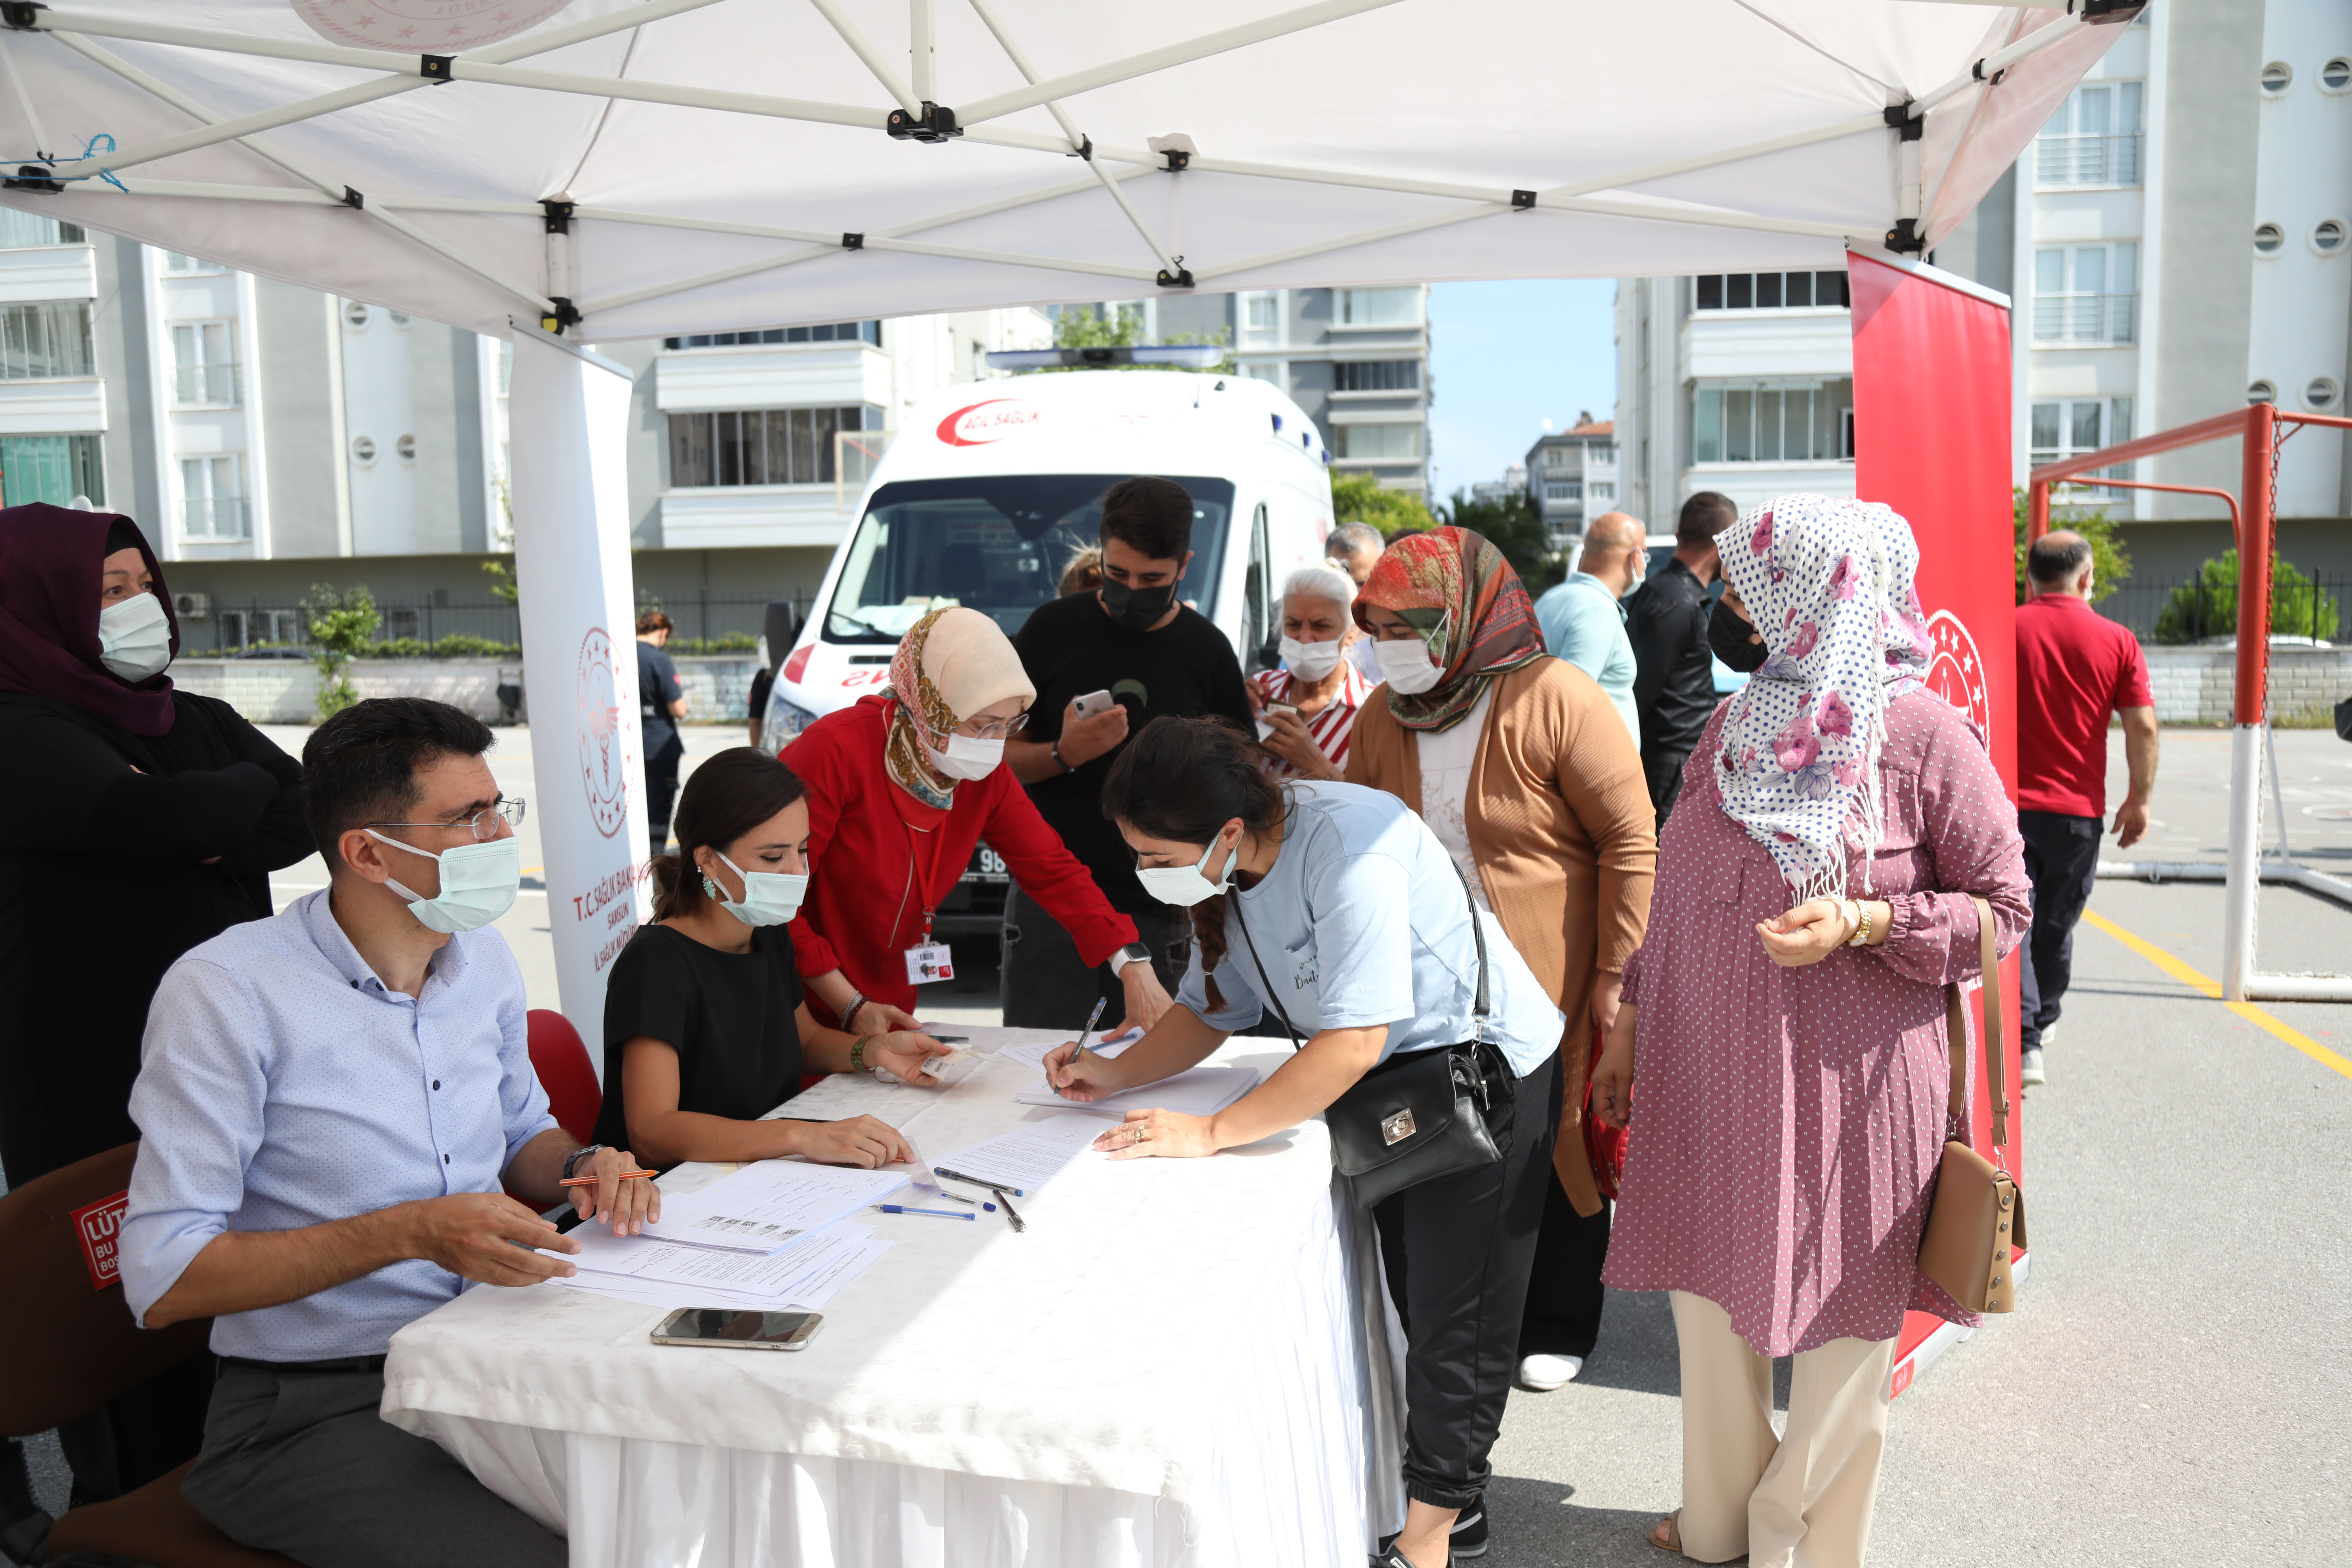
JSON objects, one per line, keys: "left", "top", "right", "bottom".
{"left": 897, "top": 814, "right": 951, "bottom": 946}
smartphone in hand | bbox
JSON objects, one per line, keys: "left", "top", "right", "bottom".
{"left": 1071, "top": 689, "right": 1115, "bottom": 720}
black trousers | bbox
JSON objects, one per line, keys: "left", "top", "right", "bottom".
{"left": 997, "top": 885, "right": 1190, "bottom": 1032}
{"left": 2018, "top": 809, "right": 2104, "bottom": 1051}
{"left": 1518, "top": 1176, "right": 1612, "bottom": 1359}
{"left": 1643, "top": 747, "right": 1692, "bottom": 827}
{"left": 644, "top": 730, "right": 685, "bottom": 854}
{"left": 1372, "top": 1048, "right": 1560, "bottom": 1512}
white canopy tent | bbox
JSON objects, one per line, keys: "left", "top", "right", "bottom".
{"left": 0, "top": 0, "right": 2132, "bottom": 1032}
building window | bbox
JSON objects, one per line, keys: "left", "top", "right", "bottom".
{"left": 1333, "top": 359, "right": 1421, "bottom": 392}
{"left": 1335, "top": 288, "right": 1422, "bottom": 327}
{"left": 162, "top": 251, "right": 225, "bottom": 274}
{"left": 668, "top": 405, "right": 877, "bottom": 486}
{"left": 343, "top": 300, "right": 371, "bottom": 330}
{"left": 1244, "top": 293, "right": 1279, "bottom": 332}
{"left": 0, "top": 212, "right": 84, "bottom": 248}
{"left": 219, "top": 608, "right": 301, "bottom": 649}
{"left": 2035, "top": 82, "right": 2143, "bottom": 188}
{"left": 663, "top": 322, "right": 882, "bottom": 350}
{"left": 180, "top": 455, "right": 250, "bottom": 540}
{"left": 1333, "top": 423, "right": 1421, "bottom": 461}
{"left": 1543, "top": 482, "right": 1582, "bottom": 501}
{"left": 171, "top": 322, "right": 241, "bottom": 406}
{"left": 1693, "top": 271, "right": 1851, "bottom": 311}
{"left": 2030, "top": 397, "right": 2134, "bottom": 493}
{"left": 2031, "top": 243, "right": 2137, "bottom": 343}
{"left": 1690, "top": 378, "right": 1856, "bottom": 463}
{"left": 0, "top": 301, "right": 95, "bottom": 379}
{"left": 1241, "top": 360, "right": 1284, "bottom": 386}
{"left": 0, "top": 433, "right": 103, "bottom": 506}
{"left": 1589, "top": 482, "right": 1616, "bottom": 500}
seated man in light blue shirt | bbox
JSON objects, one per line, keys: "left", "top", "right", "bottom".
{"left": 119, "top": 696, "right": 656, "bottom": 1568}
{"left": 1531, "top": 511, "right": 1645, "bottom": 748}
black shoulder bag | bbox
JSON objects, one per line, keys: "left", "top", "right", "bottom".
{"left": 1229, "top": 862, "right": 1508, "bottom": 1208}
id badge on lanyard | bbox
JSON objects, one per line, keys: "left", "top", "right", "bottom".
{"left": 901, "top": 821, "right": 953, "bottom": 985}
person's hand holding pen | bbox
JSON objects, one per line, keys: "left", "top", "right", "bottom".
{"left": 565, "top": 1145, "right": 660, "bottom": 1236}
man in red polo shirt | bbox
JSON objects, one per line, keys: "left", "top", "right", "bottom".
{"left": 2015, "top": 531, "right": 2160, "bottom": 1087}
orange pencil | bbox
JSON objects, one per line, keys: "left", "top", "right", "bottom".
{"left": 559, "top": 1169, "right": 655, "bottom": 1188}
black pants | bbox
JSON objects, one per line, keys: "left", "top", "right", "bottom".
{"left": 1372, "top": 1048, "right": 1559, "bottom": 1512}
{"left": 644, "top": 730, "right": 684, "bottom": 854}
{"left": 184, "top": 1362, "right": 565, "bottom": 1568}
{"left": 997, "top": 885, "right": 1190, "bottom": 1032}
{"left": 1518, "top": 1176, "right": 1611, "bottom": 1359}
{"left": 1643, "top": 747, "right": 1692, "bottom": 827}
{"left": 2018, "top": 810, "right": 2104, "bottom": 1051}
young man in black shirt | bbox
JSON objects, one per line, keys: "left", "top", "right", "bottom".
{"left": 1001, "top": 477, "right": 1254, "bottom": 1030}
{"left": 1626, "top": 490, "right": 1736, "bottom": 825}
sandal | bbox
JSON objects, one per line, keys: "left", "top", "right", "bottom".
{"left": 1645, "top": 1509, "right": 1682, "bottom": 1553}
{"left": 1372, "top": 1544, "right": 1452, "bottom": 1568}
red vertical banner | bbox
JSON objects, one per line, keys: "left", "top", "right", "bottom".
{"left": 1848, "top": 249, "right": 2025, "bottom": 1385}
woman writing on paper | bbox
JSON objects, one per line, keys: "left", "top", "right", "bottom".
{"left": 1588, "top": 496, "right": 2029, "bottom": 1565}
{"left": 1043, "top": 715, "right": 1564, "bottom": 1568}
{"left": 595, "top": 748, "right": 940, "bottom": 1171}
{"left": 782, "top": 606, "right": 1172, "bottom": 1038}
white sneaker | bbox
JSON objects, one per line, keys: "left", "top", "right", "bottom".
{"left": 1516, "top": 1353, "right": 1583, "bottom": 1391}
{"left": 2019, "top": 1048, "right": 2046, "bottom": 1087}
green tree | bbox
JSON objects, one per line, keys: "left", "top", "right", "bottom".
{"left": 1330, "top": 471, "right": 1437, "bottom": 537}
{"left": 303, "top": 583, "right": 380, "bottom": 719}
{"left": 1028, "top": 306, "right": 1236, "bottom": 373}
{"left": 480, "top": 555, "right": 519, "bottom": 606}
{"left": 2154, "top": 547, "right": 2338, "bottom": 645}
{"left": 2011, "top": 486, "right": 2129, "bottom": 604}
{"left": 1436, "top": 487, "right": 1564, "bottom": 594}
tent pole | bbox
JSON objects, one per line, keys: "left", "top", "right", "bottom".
{"left": 910, "top": 0, "right": 936, "bottom": 105}
{"left": 1907, "top": 13, "right": 2093, "bottom": 119}
{"left": 506, "top": 332, "right": 649, "bottom": 1048}
{"left": 806, "top": 0, "right": 924, "bottom": 117}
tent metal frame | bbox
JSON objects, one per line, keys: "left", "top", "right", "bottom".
{"left": 8, "top": 0, "right": 2094, "bottom": 328}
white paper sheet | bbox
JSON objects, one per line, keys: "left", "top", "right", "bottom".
{"left": 550, "top": 1238, "right": 891, "bottom": 1314}
{"left": 552, "top": 1223, "right": 884, "bottom": 1310}
{"left": 931, "top": 1113, "right": 1108, "bottom": 1193}
{"left": 991, "top": 1026, "right": 1144, "bottom": 1075}
{"left": 642, "top": 1161, "right": 908, "bottom": 1253}
{"left": 1014, "top": 1064, "right": 1262, "bottom": 1118}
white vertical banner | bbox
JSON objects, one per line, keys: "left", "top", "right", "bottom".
{"left": 507, "top": 329, "right": 647, "bottom": 1056}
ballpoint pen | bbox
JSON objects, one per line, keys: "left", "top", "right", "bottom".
{"left": 878, "top": 1205, "right": 974, "bottom": 1221}
{"left": 1062, "top": 996, "right": 1108, "bottom": 1094}
{"left": 933, "top": 1167, "right": 1023, "bottom": 1196}
{"left": 990, "top": 1187, "right": 1026, "bottom": 1233}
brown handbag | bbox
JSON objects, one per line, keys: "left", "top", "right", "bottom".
{"left": 1916, "top": 895, "right": 2027, "bottom": 1314}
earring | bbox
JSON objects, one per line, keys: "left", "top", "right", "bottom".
{"left": 701, "top": 873, "right": 723, "bottom": 900}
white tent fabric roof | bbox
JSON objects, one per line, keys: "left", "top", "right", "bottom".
{"left": 0, "top": 0, "right": 2126, "bottom": 340}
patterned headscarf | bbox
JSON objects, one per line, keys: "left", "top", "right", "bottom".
{"left": 881, "top": 607, "right": 1035, "bottom": 810}
{"left": 1710, "top": 495, "right": 1932, "bottom": 903}
{"left": 1352, "top": 527, "right": 1547, "bottom": 733}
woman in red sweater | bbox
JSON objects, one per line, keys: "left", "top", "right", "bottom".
{"left": 784, "top": 607, "right": 1171, "bottom": 1036}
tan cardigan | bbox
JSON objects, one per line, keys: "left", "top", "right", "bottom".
{"left": 1346, "top": 656, "right": 1657, "bottom": 1215}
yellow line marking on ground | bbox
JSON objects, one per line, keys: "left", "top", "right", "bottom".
{"left": 2081, "top": 909, "right": 2352, "bottom": 1083}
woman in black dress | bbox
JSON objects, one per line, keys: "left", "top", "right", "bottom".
{"left": 0, "top": 504, "right": 312, "bottom": 1500}
{"left": 594, "top": 748, "right": 951, "bottom": 1168}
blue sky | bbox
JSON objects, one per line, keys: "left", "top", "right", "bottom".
{"left": 1425, "top": 279, "right": 1618, "bottom": 503}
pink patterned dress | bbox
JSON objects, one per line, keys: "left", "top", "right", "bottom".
{"left": 1602, "top": 689, "right": 2030, "bottom": 1354}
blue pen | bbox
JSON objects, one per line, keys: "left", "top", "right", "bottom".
{"left": 1063, "top": 997, "right": 1109, "bottom": 1094}
{"left": 880, "top": 1204, "right": 975, "bottom": 1221}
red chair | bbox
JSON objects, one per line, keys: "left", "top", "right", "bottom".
{"left": 526, "top": 1009, "right": 602, "bottom": 1145}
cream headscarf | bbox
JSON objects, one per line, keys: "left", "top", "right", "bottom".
{"left": 882, "top": 607, "right": 1036, "bottom": 809}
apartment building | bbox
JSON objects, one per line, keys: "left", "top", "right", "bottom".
{"left": 1523, "top": 416, "right": 1618, "bottom": 547}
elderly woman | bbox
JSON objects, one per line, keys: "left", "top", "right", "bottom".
{"left": 1590, "top": 496, "right": 2029, "bottom": 1567}
{"left": 782, "top": 607, "right": 1171, "bottom": 1037}
{"left": 1348, "top": 528, "right": 1656, "bottom": 1458}
{"left": 1253, "top": 562, "right": 1377, "bottom": 780}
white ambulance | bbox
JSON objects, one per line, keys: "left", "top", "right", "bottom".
{"left": 762, "top": 362, "right": 1337, "bottom": 934}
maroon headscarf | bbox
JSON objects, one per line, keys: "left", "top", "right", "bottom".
{"left": 0, "top": 503, "right": 181, "bottom": 736}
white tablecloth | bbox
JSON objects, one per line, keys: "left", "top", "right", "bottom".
{"left": 382, "top": 1027, "right": 1406, "bottom": 1567}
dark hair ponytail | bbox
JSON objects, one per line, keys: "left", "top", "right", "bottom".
{"left": 650, "top": 747, "right": 808, "bottom": 921}
{"left": 1100, "top": 716, "right": 1285, "bottom": 1010}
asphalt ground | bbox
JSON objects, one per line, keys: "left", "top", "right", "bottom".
{"left": 15, "top": 725, "right": 2350, "bottom": 1564}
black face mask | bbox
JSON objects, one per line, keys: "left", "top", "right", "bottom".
{"left": 1099, "top": 578, "right": 1177, "bottom": 632}
{"left": 1709, "top": 595, "right": 1768, "bottom": 674}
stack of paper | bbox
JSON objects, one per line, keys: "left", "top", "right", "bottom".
{"left": 990, "top": 1024, "right": 1144, "bottom": 1076}
{"left": 1014, "top": 1064, "right": 1261, "bottom": 1118}
{"left": 642, "top": 1161, "right": 908, "bottom": 1253}
{"left": 932, "top": 1112, "right": 1110, "bottom": 1192}
{"left": 550, "top": 1219, "right": 889, "bottom": 1312}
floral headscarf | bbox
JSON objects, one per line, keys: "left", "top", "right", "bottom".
{"left": 1353, "top": 527, "right": 1547, "bottom": 733}
{"left": 881, "top": 607, "right": 1035, "bottom": 810}
{"left": 1711, "top": 495, "right": 1932, "bottom": 903}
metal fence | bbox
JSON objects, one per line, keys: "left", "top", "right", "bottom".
{"left": 2092, "top": 572, "right": 2349, "bottom": 644}
{"left": 172, "top": 593, "right": 805, "bottom": 656}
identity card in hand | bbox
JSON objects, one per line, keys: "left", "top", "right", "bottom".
{"left": 644, "top": 1160, "right": 908, "bottom": 1253}
{"left": 933, "top": 1113, "right": 1108, "bottom": 1193}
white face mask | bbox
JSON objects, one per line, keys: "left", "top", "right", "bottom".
{"left": 1280, "top": 634, "right": 1344, "bottom": 681}
{"left": 927, "top": 732, "right": 1005, "bottom": 781}
{"left": 1134, "top": 830, "right": 1238, "bottom": 908}
{"left": 710, "top": 850, "right": 807, "bottom": 927}
{"left": 365, "top": 831, "right": 522, "bottom": 934}
{"left": 97, "top": 591, "right": 173, "bottom": 682}
{"left": 1373, "top": 635, "right": 1446, "bottom": 695}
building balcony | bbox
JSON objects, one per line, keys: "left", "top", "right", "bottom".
{"left": 2034, "top": 133, "right": 2142, "bottom": 189}
{"left": 173, "top": 363, "right": 243, "bottom": 407}
{"left": 2031, "top": 293, "right": 2135, "bottom": 346}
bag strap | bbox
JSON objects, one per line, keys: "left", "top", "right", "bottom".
{"left": 1228, "top": 893, "right": 1304, "bottom": 1050}
{"left": 1944, "top": 894, "right": 2008, "bottom": 1155}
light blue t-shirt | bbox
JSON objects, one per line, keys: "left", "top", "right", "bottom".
{"left": 1533, "top": 572, "right": 1640, "bottom": 749}
{"left": 1175, "top": 782, "right": 1563, "bottom": 1077}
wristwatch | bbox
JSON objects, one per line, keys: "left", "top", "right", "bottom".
{"left": 561, "top": 1144, "right": 607, "bottom": 1183}
{"left": 1107, "top": 942, "right": 1152, "bottom": 977}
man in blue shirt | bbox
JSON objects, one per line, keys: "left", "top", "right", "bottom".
{"left": 1532, "top": 511, "right": 1645, "bottom": 748}
{"left": 119, "top": 697, "right": 655, "bottom": 1567}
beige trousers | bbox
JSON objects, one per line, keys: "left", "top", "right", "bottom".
{"left": 1668, "top": 1290, "right": 1896, "bottom": 1568}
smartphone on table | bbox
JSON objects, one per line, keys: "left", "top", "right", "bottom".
{"left": 651, "top": 1307, "right": 824, "bottom": 1351}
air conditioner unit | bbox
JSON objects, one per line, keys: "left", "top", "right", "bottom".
{"left": 174, "top": 592, "right": 210, "bottom": 620}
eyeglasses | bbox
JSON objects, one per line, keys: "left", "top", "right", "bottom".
{"left": 958, "top": 712, "right": 1032, "bottom": 741}
{"left": 369, "top": 796, "right": 527, "bottom": 841}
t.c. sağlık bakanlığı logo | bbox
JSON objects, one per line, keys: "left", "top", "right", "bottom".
{"left": 1924, "top": 609, "right": 1991, "bottom": 735}
{"left": 576, "top": 627, "right": 630, "bottom": 840}
{"left": 936, "top": 399, "right": 1042, "bottom": 447}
